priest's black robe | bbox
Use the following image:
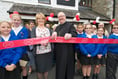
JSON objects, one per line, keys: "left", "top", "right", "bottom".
{"left": 54, "top": 22, "right": 77, "bottom": 79}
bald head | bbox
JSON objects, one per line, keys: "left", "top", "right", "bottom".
{"left": 57, "top": 12, "right": 66, "bottom": 24}
{"left": 57, "top": 12, "right": 66, "bottom": 17}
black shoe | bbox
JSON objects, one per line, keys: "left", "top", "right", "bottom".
{"left": 92, "top": 74, "right": 96, "bottom": 79}
{"left": 75, "top": 69, "right": 82, "bottom": 76}
{"left": 75, "top": 70, "right": 79, "bottom": 76}
{"left": 96, "top": 74, "right": 99, "bottom": 79}
{"left": 83, "top": 76, "right": 86, "bottom": 79}
{"left": 86, "top": 76, "right": 90, "bottom": 79}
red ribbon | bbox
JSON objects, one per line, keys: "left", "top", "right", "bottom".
{"left": 0, "top": 37, "right": 118, "bottom": 50}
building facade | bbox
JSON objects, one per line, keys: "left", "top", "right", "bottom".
{"left": 0, "top": 0, "right": 117, "bottom": 24}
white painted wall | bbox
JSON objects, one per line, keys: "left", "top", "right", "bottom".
{"left": 0, "top": 0, "right": 80, "bottom": 21}
{"left": 3, "top": 0, "right": 79, "bottom": 10}
{"left": 0, "top": 1, "right": 13, "bottom": 21}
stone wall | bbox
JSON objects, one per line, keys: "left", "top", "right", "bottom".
{"left": 115, "top": 0, "right": 118, "bottom": 22}
{"left": 92, "top": 0, "right": 113, "bottom": 19}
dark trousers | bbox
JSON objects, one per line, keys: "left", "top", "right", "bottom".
{"left": 0, "top": 67, "right": 5, "bottom": 79}
{"left": 0, "top": 64, "right": 21, "bottom": 79}
{"left": 56, "top": 52, "right": 75, "bottom": 79}
{"left": 106, "top": 53, "right": 118, "bottom": 79}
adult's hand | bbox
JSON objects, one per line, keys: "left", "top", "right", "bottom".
{"left": 51, "top": 32, "right": 57, "bottom": 40}
{"left": 64, "top": 33, "right": 72, "bottom": 40}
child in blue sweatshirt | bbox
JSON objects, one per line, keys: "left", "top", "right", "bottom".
{"left": 92, "top": 27, "right": 107, "bottom": 79}
{"left": 10, "top": 14, "right": 29, "bottom": 79}
{"left": 0, "top": 21, "right": 22, "bottom": 79}
{"left": 106, "top": 23, "right": 118, "bottom": 79}
{"left": 75, "top": 24, "right": 85, "bottom": 75}
{"left": 78, "top": 23, "right": 99, "bottom": 79}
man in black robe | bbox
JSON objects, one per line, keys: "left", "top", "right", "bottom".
{"left": 51, "top": 12, "right": 77, "bottom": 79}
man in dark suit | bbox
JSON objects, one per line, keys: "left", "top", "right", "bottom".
{"left": 51, "top": 12, "right": 77, "bottom": 79}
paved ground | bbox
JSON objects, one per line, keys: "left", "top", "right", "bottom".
{"left": 28, "top": 65, "right": 106, "bottom": 79}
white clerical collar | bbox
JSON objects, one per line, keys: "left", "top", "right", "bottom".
{"left": 1, "top": 34, "right": 10, "bottom": 41}
{"left": 113, "top": 33, "right": 118, "bottom": 36}
{"left": 12, "top": 25, "right": 23, "bottom": 35}
{"left": 59, "top": 21, "right": 66, "bottom": 25}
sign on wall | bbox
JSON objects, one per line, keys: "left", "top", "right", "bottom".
{"left": 57, "top": 0, "right": 75, "bottom": 6}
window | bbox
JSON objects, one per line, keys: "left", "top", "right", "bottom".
{"left": 38, "top": 0, "right": 50, "bottom": 4}
{"left": 79, "top": 0, "right": 92, "bottom": 8}
{"left": 57, "top": 0, "right": 75, "bottom": 6}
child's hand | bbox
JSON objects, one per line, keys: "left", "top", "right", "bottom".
{"left": 87, "top": 54, "right": 91, "bottom": 57}
{"left": 5, "top": 64, "right": 16, "bottom": 71}
{"left": 5, "top": 65, "right": 9, "bottom": 70}
{"left": 97, "top": 54, "right": 102, "bottom": 59}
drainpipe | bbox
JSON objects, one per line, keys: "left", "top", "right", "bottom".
{"left": 113, "top": 0, "right": 115, "bottom": 19}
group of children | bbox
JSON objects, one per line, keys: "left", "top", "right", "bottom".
{"left": 75, "top": 23, "right": 118, "bottom": 79}
{"left": 0, "top": 14, "right": 29, "bottom": 79}
{"left": 0, "top": 12, "right": 118, "bottom": 79}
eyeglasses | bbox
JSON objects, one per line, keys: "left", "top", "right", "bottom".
{"left": 113, "top": 27, "right": 118, "bottom": 29}
{"left": 85, "top": 28, "right": 92, "bottom": 29}
{"left": 78, "top": 27, "right": 83, "bottom": 29}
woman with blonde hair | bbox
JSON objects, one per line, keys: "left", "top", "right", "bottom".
{"left": 31, "top": 13, "right": 53, "bottom": 79}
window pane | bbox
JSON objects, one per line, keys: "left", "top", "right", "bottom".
{"left": 38, "top": 0, "right": 50, "bottom": 4}
{"left": 57, "top": 0, "right": 75, "bottom": 6}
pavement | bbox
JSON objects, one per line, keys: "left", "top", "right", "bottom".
{"left": 28, "top": 65, "right": 106, "bottom": 79}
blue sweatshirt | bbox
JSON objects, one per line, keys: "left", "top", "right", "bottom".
{"left": 108, "top": 34, "right": 118, "bottom": 54}
{"left": 0, "top": 35, "right": 23, "bottom": 68}
{"left": 75, "top": 32, "right": 85, "bottom": 50}
{"left": 10, "top": 26, "right": 29, "bottom": 53}
{"left": 92, "top": 35, "right": 107, "bottom": 56}
{"left": 79, "top": 33, "right": 100, "bottom": 57}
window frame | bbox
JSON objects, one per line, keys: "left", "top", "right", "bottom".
{"left": 38, "top": 0, "right": 51, "bottom": 4}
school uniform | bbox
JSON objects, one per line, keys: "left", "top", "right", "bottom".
{"left": 106, "top": 33, "right": 118, "bottom": 79}
{"left": 79, "top": 33, "right": 100, "bottom": 65}
{"left": 0, "top": 34, "right": 23, "bottom": 79}
{"left": 75, "top": 32, "right": 85, "bottom": 60}
{"left": 10, "top": 25, "right": 29, "bottom": 61}
{"left": 92, "top": 35, "right": 107, "bottom": 65}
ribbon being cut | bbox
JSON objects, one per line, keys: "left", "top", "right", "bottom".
{"left": 0, "top": 37, "right": 118, "bottom": 50}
